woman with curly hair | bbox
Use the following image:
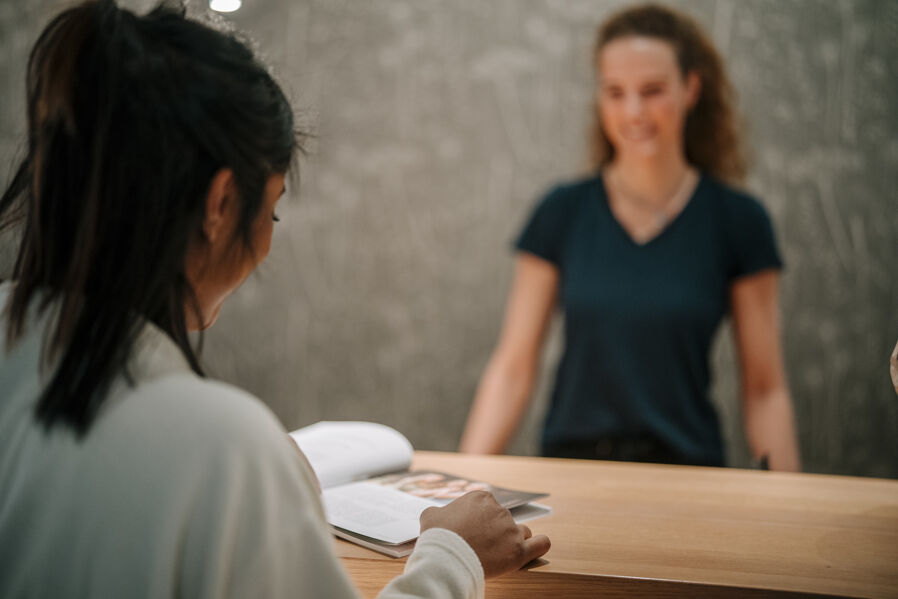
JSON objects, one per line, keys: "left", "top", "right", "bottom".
{"left": 461, "top": 4, "right": 800, "bottom": 471}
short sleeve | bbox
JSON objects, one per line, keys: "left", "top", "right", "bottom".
{"left": 724, "top": 192, "right": 784, "bottom": 279}
{"left": 514, "top": 186, "right": 569, "bottom": 265}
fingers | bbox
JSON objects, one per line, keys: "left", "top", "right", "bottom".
{"left": 522, "top": 533, "right": 551, "bottom": 564}
{"left": 418, "top": 505, "right": 440, "bottom": 531}
{"left": 467, "top": 489, "right": 495, "bottom": 503}
{"left": 418, "top": 489, "right": 550, "bottom": 577}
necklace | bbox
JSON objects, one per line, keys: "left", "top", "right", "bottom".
{"left": 607, "top": 167, "right": 697, "bottom": 242}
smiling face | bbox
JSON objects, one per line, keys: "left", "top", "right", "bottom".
{"left": 597, "top": 36, "right": 700, "bottom": 164}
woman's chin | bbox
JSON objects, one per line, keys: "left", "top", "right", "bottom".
{"left": 618, "top": 141, "right": 667, "bottom": 162}
{"left": 187, "top": 303, "right": 223, "bottom": 332}
{"left": 200, "top": 306, "right": 222, "bottom": 330}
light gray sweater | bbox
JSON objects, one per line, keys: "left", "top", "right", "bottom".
{"left": 0, "top": 282, "right": 484, "bottom": 598}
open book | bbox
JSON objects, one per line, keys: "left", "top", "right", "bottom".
{"left": 290, "top": 421, "right": 551, "bottom": 557}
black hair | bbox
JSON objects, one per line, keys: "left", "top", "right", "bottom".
{"left": 0, "top": 0, "right": 298, "bottom": 435}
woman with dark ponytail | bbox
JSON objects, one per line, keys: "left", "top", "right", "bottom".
{"left": 0, "top": 2, "right": 548, "bottom": 597}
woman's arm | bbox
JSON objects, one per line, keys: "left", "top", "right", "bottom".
{"left": 730, "top": 270, "right": 801, "bottom": 471}
{"left": 459, "top": 253, "right": 559, "bottom": 454}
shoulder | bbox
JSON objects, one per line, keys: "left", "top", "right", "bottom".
{"left": 99, "top": 372, "right": 322, "bottom": 514}
{"left": 92, "top": 373, "right": 297, "bottom": 490}
{"left": 525, "top": 173, "right": 601, "bottom": 229}
{"left": 69, "top": 317, "right": 303, "bottom": 488}
{"left": 701, "top": 175, "right": 773, "bottom": 224}
{"left": 699, "top": 175, "right": 783, "bottom": 275}
{"left": 516, "top": 174, "right": 601, "bottom": 260}
{"left": 538, "top": 173, "right": 601, "bottom": 209}
{"left": 119, "top": 374, "right": 288, "bottom": 455}
{"left": 114, "top": 376, "right": 344, "bottom": 596}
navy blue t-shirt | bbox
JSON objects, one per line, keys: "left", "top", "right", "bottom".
{"left": 516, "top": 173, "right": 783, "bottom": 466}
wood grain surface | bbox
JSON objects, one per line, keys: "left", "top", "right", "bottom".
{"left": 337, "top": 452, "right": 898, "bottom": 598}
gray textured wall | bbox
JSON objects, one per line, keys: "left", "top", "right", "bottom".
{"left": 1, "top": 0, "right": 896, "bottom": 478}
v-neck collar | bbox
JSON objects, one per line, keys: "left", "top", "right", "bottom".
{"left": 597, "top": 172, "right": 705, "bottom": 248}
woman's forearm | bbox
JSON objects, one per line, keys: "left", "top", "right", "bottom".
{"left": 743, "top": 386, "right": 801, "bottom": 471}
{"left": 461, "top": 253, "right": 558, "bottom": 455}
{"left": 459, "top": 359, "right": 535, "bottom": 454}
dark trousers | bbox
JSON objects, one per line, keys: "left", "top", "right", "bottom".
{"left": 542, "top": 434, "right": 722, "bottom": 467}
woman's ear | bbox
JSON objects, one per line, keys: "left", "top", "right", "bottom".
{"left": 686, "top": 70, "right": 702, "bottom": 111}
{"left": 203, "top": 168, "right": 237, "bottom": 244}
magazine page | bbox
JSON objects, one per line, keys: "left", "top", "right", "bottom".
{"left": 331, "top": 501, "right": 553, "bottom": 558}
{"left": 332, "top": 528, "right": 417, "bottom": 558}
{"left": 322, "top": 469, "right": 549, "bottom": 545}
{"left": 289, "top": 421, "right": 414, "bottom": 489}
{"left": 324, "top": 481, "right": 440, "bottom": 545}
{"left": 373, "top": 470, "right": 548, "bottom": 509}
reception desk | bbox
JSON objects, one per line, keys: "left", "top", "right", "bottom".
{"left": 336, "top": 452, "right": 898, "bottom": 598}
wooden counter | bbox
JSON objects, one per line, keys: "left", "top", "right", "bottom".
{"left": 337, "top": 451, "right": 898, "bottom": 598}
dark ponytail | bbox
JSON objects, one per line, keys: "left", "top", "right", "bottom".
{"left": 0, "top": 0, "right": 298, "bottom": 435}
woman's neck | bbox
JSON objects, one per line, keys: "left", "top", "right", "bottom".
{"left": 607, "top": 153, "right": 692, "bottom": 209}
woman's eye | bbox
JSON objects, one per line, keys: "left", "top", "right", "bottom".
{"left": 272, "top": 213, "right": 280, "bottom": 223}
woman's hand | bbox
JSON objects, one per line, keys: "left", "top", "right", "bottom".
{"left": 419, "top": 490, "right": 550, "bottom": 578}
{"left": 731, "top": 269, "right": 801, "bottom": 471}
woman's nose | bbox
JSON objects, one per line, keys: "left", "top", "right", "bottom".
{"left": 623, "top": 94, "right": 644, "bottom": 118}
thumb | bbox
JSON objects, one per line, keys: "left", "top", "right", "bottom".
{"left": 521, "top": 534, "right": 551, "bottom": 565}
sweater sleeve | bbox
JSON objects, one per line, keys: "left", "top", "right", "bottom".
{"left": 173, "top": 380, "right": 362, "bottom": 599}
{"left": 377, "top": 528, "right": 485, "bottom": 599}
{"left": 174, "top": 380, "right": 484, "bottom": 599}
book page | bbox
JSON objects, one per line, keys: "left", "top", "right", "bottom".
{"left": 323, "top": 481, "right": 441, "bottom": 544}
{"left": 371, "top": 470, "right": 547, "bottom": 509}
{"left": 321, "top": 470, "right": 551, "bottom": 546}
{"left": 332, "top": 528, "right": 417, "bottom": 558}
{"left": 329, "top": 500, "right": 553, "bottom": 557}
{"left": 290, "top": 421, "right": 413, "bottom": 489}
